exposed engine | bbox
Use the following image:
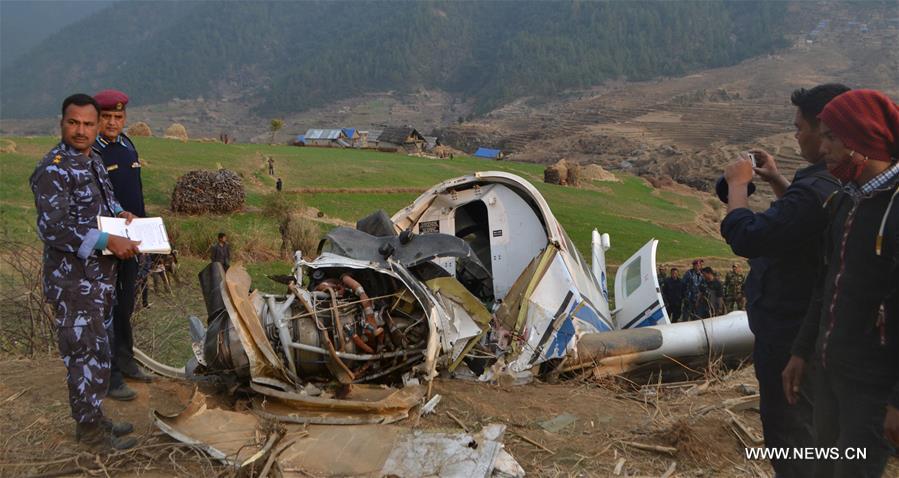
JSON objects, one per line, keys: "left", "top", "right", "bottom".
{"left": 193, "top": 259, "right": 433, "bottom": 387}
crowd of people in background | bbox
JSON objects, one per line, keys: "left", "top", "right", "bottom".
{"left": 660, "top": 259, "right": 745, "bottom": 322}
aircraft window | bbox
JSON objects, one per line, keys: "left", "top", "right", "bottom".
{"left": 624, "top": 258, "right": 641, "bottom": 297}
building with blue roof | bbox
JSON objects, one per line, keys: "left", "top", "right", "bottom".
{"left": 474, "top": 147, "right": 504, "bottom": 160}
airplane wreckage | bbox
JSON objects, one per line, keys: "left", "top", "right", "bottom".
{"left": 143, "top": 171, "right": 753, "bottom": 476}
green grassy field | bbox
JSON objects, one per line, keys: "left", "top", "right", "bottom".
{"left": 0, "top": 135, "right": 733, "bottom": 272}
{"left": 0, "top": 135, "right": 735, "bottom": 361}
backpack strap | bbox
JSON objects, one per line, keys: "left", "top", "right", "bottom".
{"left": 876, "top": 183, "right": 899, "bottom": 256}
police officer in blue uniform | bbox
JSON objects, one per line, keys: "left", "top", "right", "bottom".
{"left": 30, "top": 94, "right": 141, "bottom": 451}
{"left": 92, "top": 89, "right": 153, "bottom": 401}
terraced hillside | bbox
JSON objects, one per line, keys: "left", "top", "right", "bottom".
{"left": 443, "top": 4, "right": 899, "bottom": 199}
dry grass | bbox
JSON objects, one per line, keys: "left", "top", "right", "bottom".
{"left": 0, "top": 240, "right": 56, "bottom": 357}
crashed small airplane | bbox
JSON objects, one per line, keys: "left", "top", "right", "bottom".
{"left": 148, "top": 171, "right": 753, "bottom": 475}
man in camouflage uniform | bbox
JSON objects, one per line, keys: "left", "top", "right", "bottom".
{"left": 30, "top": 94, "right": 142, "bottom": 452}
{"left": 723, "top": 263, "right": 746, "bottom": 312}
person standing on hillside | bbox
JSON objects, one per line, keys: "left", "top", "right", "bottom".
{"left": 211, "top": 232, "right": 231, "bottom": 271}
{"left": 783, "top": 89, "right": 899, "bottom": 477}
{"left": 30, "top": 94, "right": 141, "bottom": 451}
{"left": 720, "top": 84, "right": 848, "bottom": 477}
{"left": 680, "top": 259, "right": 704, "bottom": 320}
{"left": 697, "top": 267, "right": 724, "bottom": 318}
{"left": 723, "top": 263, "right": 745, "bottom": 312}
{"left": 661, "top": 267, "right": 685, "bottom": 322}
{"left": 92, "top": 89, "right": 154, "bottom": 402}
{"left": 267, "top": 156, "right": 275, "bottom": 175}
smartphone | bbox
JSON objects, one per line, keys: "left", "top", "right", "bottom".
{"left": 747, "top": 152, "right": 758, "bottom": 168}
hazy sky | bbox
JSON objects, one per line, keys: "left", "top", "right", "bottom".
{"left": 0, "top": 1, "right": 115, "bottom": 68}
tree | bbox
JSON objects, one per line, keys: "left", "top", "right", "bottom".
{"left": 269, "top": 118, "right": 284, "bottom": 144}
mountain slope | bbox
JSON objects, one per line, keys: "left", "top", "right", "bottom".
{"left": 1, "top": 1, "right": 788, "bottom": 118}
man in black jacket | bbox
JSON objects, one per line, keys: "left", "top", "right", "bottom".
{"left": 783, "top": 89, "right": 899, "bottom": 478}
{"left": 662, "top": 268, "right": 685, "bottom": 322}
{"left": 721, "top": 84, "right": 848, "bottom": 477}
{"left": 92, "top": 89, "right": 154, "bottom": 402}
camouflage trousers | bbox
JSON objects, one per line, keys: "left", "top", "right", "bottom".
{"left": 54, "top": 298, "right": 112, "bottom": 425}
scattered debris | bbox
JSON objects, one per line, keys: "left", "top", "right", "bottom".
{"left": 170, "top": 169, "right": 245, "bottom": 214}
{"left": 447, "top": 410, "right": 470, "bottom": 432}
{"left": 613, "top": 457, "right": 626, "bottom": 475}
{"left": 726, "top": 409, "right": 764, "bottom": 445}
{"left": 155, "top": 392, "right": 517, "bottom": 478}
{"left": 619, "top": 440, "right": 678, "bottom": 456}
{"left": 420, "top": 394, "right": 442, "bottom": 415}
{"left": 736, "top": 383, "right": 758, "bottom": 396}
{"left": 537, "top": 413, "right": 577, "bottom": 433}
{"left": 380, "top": 424, "right": 508, "bottom": 477}
{"left": 661, "top": 461, "right": 677, "bottom": 478}
{"left": 511, "top": 431, "right": 554, "bottom": 455}
{"left": 697, "top": 394, "right": 760, "bottom": 415}
{"left": 492, "top": 448, "right": 526, "bottom": 478}
{"left": 2, "top": 386, "right": 30, "bottom": 403}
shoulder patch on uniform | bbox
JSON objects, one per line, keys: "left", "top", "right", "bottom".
{"left": 52, "top": 154, "right": 62, "bottom": 164}
{"left": 107, "top": 164, "right": 119, "bottom": 172}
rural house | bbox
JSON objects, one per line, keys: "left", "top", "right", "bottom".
{"left": 303, "top": 128, "right": 347, "bottom": 147}
{"left": 377, "top": 126, "right": 426, "bottom": 153}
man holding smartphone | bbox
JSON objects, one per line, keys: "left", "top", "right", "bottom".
{"left": 720, "top": 84, "right": 849, "bottom": 477}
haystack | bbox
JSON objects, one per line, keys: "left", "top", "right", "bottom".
{"left": 171, "top": 169, "right": 245, "bottom": 214}
{"left": 582, "top": 163, "right": 619, "bottom": 182}
{"left": 127, "top": 122, "right": 152, "bottom": 137}
{"left": 0, "top": 139, "right": 16, "bottom": 154}
{"left": 164, "top": 123, "right": 189, "bottom": 142}
{"left": 544, "top": 166, "right": 563, "bottom": 185}
{"left": 566, "top": 164, "right": 581, "bottom": 187}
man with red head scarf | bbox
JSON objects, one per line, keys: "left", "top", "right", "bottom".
{"left": 784, "top": 89, "right": 899, "bottom": 477}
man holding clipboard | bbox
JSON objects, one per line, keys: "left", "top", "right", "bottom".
{"left": 31, "top": 94, "right": 141, "bottom": 451}
{"left": 91, "top": 89, "right": 155, "bottom": 401}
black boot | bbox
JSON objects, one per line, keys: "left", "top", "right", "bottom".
{"left": 107, "top": 382, "right": 137, "bottom": 401}
{"left": 75, "top": 418, "right": 134, "bottom": 440}
{"left": 75, "top": 421, "right": 137, "bottom": 452}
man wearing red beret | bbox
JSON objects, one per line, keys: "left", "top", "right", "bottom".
{"left": 783, "top": 89, "right": 899, "bottom": 477}
{"left": 92, "top": 89, "right": 153, "bottom": 401}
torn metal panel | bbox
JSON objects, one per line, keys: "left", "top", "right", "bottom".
{"left": 155, "top": 389, "right": 515, "bottom": 477}
{"left": 221, "top": 266, "right": 293, "bottom": 383}
{"left": 322, "top": 226, "right": 491, "bottom": 273}
{"left": 380, "top": 424, "right": 507, "bottom": 477}
{"left": 509, "top": 252, "right": 613, "bottom": 373}
{"left": 152, "top": 389, "right": 262, "bottom": 466}
{"left": 425, "top": 277, "right": 490, "bottom": 362}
